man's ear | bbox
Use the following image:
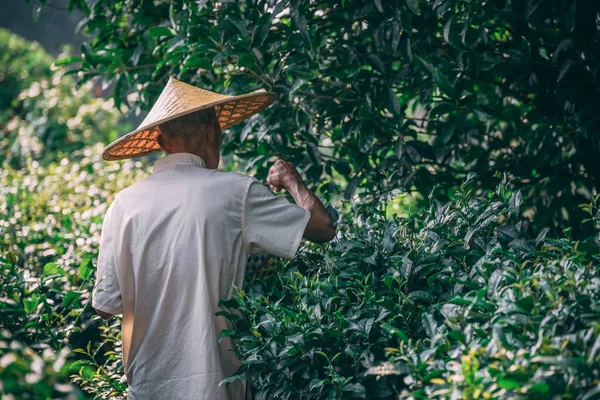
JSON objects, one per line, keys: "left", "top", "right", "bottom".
{"left": 156, "top": 132, "right": 170, "bottom": 152}
{"left": 208, "top": 119, "right": 222, "bottom": 148}
{"left": 202, "top": 124, "right": 215, "bottom": 146}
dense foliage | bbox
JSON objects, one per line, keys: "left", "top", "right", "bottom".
{"left": 0, "top": 28, "right": 53, "bottom": 119}
{"left": 3, "top": 1, "right": 600, "bottom": 398}
{"left": 0, "top": 30, "right": 122, "bottom": 168}
{"left": 54, "top": 0, "right": 600, "bottom": 236}
{"left": 224, "top": 177, "right": 600, "bottom": 399}
{"left": 0, "top": 34, "right": 142, "bottom": 392}
{"left": 0, "top": 145, "right": 147, "bottom": 399}
{"left": 3, "top": 144, "right": 598, "bottom": 399}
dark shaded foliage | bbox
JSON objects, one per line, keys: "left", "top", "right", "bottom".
{"left": 4, "top": 1, "right": 600, "bottom": 398}
{"left": 223, "top": 177, "right": 600, "bottom": 399}
{"left": 55, "top": 0, "right": 600, "bottom": 236}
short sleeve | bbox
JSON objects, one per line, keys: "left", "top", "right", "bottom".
{"left": 91, "top": 199, "right": 123, "bottom": 315}
{"left": 243, "top": 179, "right": 311, "bottom": 260}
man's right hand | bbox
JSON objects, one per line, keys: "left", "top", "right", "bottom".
{"left": 266, "top": 159, "right": 336, "bottom": 243}
{"left": 266, "top": 159, "right": 302, "bottom": 193}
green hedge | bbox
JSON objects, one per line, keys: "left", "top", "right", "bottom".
{"left": 54, "top": 0, "right": 600, "bottom": 237}
{"left": 0, "top": 30, "right": 123, "bottom": 169}
{"left": 1, "top": 144, "right": 598, "bottom": 399}
{"left": 0, "top": 145, "right": 147, "bottom": 399}
{"left": 224, "top": 176, "right": 600, "bottom": 399}
{"left": 2, "top": 27, "right": 599, "bottom": 398}
{"left": 0, "top": 28, "right": 53, "bottom": 115}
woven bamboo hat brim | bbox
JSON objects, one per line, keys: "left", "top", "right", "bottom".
{"left": 102, "top": 77, "right": 277, "bottom": 161}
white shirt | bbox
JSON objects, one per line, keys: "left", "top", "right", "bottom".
{"left": 91, "top": 152, "right": 311, "bottom": 399}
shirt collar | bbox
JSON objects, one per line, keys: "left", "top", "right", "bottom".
{"left": 152, "top": 152, "right": 207, "bottom": 174}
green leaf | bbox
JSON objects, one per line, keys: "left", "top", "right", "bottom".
{"left": 508, "top": 239, "right": 534, "bottom": 253}
{"left": 498, "top": 379, "right": 521, "bottom": 390}
{"left": 6, "top": 252, "right": 17, "bottom": 266}
{"left": 288, "top": 79, "right": 305, "bottom": 100}
{"left": 381, "top": 322, "right": 409, "bottom": 341}
{"left": 439, "top": 114, "right": 458, "bottom": 145}
{"left": 387, "top": 87, "right": 401, "bottom": 115}
{"left": 443, "top": 15, "right": 454, "bottom": 46}
{"left": 535, "top": 227, "right": 550, "bottom": 246}
{"left": 215, "top": 310, "right": 241, "bottom": 323}
{"left": 212, "top": 49, "right": 236, "bottom": 66}
{"left": 54, "top": 56, "right": 83, "bottom": 66}
{"left": 414, "top": 55, "right": 434, "bottom": 74}
{"left": 291, "top": 6, "right": 310, "bottom": 44}
{"left": 78, "top": 257, "right": 94, "bottom": 280}
{"left": 528, "top": 382, "right": 549, "bottom": 394}
{"left": 558, "top": 60, "right": 574, "bottom": 82}
{"left": 148, "top": 26, "right": 175, "bottom": 37}
{"left": 373, "top": 0, "right": 383, "bottom": 12}
{"left": 509, "top": 190, "right": 522, "bottom": 211}
{"left": 251, "top": 24, "right": 270, "bottom": 47}
{"left": 421, "top": 312, "right": 437, "bottom": 337}
{"left": 448, "top": 330, "right": 466, "bottom": 343}
{"left": 367, "top": 54, "right": 385, "bottom": 74}
{"left": 334, "top": 160, "right": 351, "bottom": 175}
{"left": 309, "top": 378, "right": 325, "bottom": 391}
{"left": 343, "top": 383, "right": 366, "bottom": 399}
{"left": 405, "top": 0, "right": 421, "bottom": 15}
{"left": 218, "top": 329, "right": 235, "bottom": 344}
{"left": 185, "top": 54, "right": 213, "bottom": 71}
{"left": 219, "top": 374, "right": 247, "bottom": 385}
{"left": 565, "top": 2, "right": 576, "bottom": 33}
{"left": 429, "top": 102, "right": 454, "bottom": 118}
{"left": 237, "top": 53, "right": 255, "bottom": 69}
{"left": 23, "top": 294, "right": 39, "bottom": 314}
{"left": 43, "top": 262, "right": 64, "bottom": 277}
{"left": 63, "top": 291, "right": 82, "bottom": 308}
{"left": 432, "top": 69, "right": 455, "bottom": 98}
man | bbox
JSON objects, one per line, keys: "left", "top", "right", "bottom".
{"left": 91, "top": 77, "right": 335, "bottom": 399}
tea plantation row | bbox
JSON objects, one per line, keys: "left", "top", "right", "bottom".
{"left": 2, "top": 146, "right": 599, "bottom": 398}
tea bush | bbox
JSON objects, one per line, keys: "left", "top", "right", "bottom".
{"left": 55, "top": 0, "right": 600, "bottom": 236}
{"left": 0, "top": 28, "right": 53, "bottom": 117}
{"left": 1, "top": 143, "right": 599, "bottom": 399}
{"left": 0, "top": 30, "right": 123, "bottom": 168}
{"left": 2, "top": 27, "right": 599, "bottom": 397}
{"left": 224, "top": 176, "right": 600, "bottom": 399}
{"left": 0, "top": 144, "right": 148, "bottom": 398}
{"left": 0, "top": 333, "right": 84, "bottom": 400}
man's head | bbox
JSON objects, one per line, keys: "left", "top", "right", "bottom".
{"left": 156, "top": 107, "right": 222, "bottom": 169}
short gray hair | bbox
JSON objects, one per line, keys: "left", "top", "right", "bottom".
{"left": 158, "top": 107, "right": 218, "bottom": 141}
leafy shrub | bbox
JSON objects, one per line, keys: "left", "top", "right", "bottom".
{"left": 0, "top": 144, "right": 148, "bottom": 398}
{"left": 0, "top": 330, "right": 85, "bottom": 399}
{"left": 3, "top": 1, "right": 599, "bottom": 397}
{"left": 0, "top": 28, "right": 53, "bottom": 117}
{"left": 224, "top": 176, "right": 600, "bottom": 399}
{"left": 56, "top": 0, "right": 600, "bottom": 236}
{"left": 1, "top": 144, "right": 598, "bottom": 399}
{"left": 0, "top": 30, "right": 123, "bottom": 168}
{"left": 4, "top": 75, "right": 123, "bottom": 168}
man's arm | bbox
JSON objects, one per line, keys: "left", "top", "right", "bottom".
{"left": 91, "top": 199, "right": 123, "bottom": 320}
{"left": 267, "top": 160, "right": 336, "bottom": 243}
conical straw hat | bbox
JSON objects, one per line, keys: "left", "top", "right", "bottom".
{"left": 102, "top": 77, "right": 277, "bottom": 161}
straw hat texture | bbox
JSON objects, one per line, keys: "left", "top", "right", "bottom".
{"left": 102, "top": 77, "right": 277, "bottom": 161}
